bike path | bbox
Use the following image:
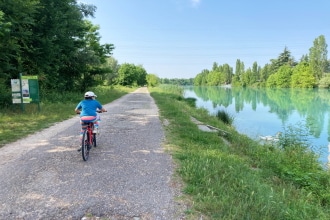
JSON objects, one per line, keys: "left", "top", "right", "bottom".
{"left": 0, "top": 87, "right": 183, "bottom": 219}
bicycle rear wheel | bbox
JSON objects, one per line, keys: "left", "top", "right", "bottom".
{"left": 81, "top": 130, "right": 89, "bottom": 161}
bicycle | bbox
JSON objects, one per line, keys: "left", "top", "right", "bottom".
{"left": 79, "top": 110, "right": 103, "bottom": 161}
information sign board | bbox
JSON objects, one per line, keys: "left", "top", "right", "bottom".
{"left": 11, "top": 74, "right": 40, "bottom": 109}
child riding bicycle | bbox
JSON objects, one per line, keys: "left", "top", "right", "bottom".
{"left": 75, "top": 91, "right": 107, "bottom": 151}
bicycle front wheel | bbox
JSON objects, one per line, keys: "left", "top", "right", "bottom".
{"left": 81, "top": 130, "right": 89, "bottom": 161}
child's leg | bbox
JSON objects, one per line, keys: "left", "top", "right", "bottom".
{"left": 93, "top": 115, "right": 100, "bottom": 134}
{"left": 94, "top": 115, "right": 100, "bottom": 128}
{"left": 77, "top": 121, "right": 88, "bottom": 151}
{"left": 80, "top": 121, "right": 88, "bottom": 141}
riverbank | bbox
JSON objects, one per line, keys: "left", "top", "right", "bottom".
{"left": 150, "top": 85, "right": 330, "bottom": 219}
{"left": 183, "top": 86, "right": 330, "bottom": 165}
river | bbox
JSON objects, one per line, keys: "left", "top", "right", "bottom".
{"left": 183, "top": 86, "right": 330, "bottom": 166}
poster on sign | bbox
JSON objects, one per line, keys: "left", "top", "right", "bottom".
{"left": 21, "top": 79, "right": 31, "bottom": 103}
{"left": 11, "top": 79, "right": 21, "bottom": 103}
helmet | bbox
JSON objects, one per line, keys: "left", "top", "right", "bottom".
{"left": 84, "top": 91, "right": 97, "bottom": 98}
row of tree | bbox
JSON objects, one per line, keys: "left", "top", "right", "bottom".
{"left": 194, "top": 35, "right": 329, "bottom": 88}
{"left": 0, "top": 0, "right": 115, "bottom": 92}
{"left": 0, "top": 0, "right": 151, "bottom": 106}
{"left": 159, "top": 78, "right": 193, "bottom": 85}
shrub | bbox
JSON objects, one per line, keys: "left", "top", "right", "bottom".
{"left": 318, "top": 76, "right": 330, "bottom": 88}
{"left": 0, "top": 79, "right": 12, "bottom": 107}
{"left": 216, "top": 109, "right": 234, "bottom": 125}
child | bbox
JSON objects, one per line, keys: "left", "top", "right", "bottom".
{"left": 75, "top": 91, "right": 107, "bottom": 151}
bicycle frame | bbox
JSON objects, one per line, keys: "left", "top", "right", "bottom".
{"left": 81, "top": 121, "right": 96, "bottom": 161}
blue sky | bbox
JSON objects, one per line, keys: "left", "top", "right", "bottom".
{"left": 83, "top": 0, "right": 330, "bottom": 79}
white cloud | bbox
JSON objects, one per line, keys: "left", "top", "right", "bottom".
{"left": 191, "top": 0, "right": 201, "bottom": 7}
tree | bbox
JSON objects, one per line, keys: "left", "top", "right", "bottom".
{"left": 266, "top": 74, "right": 277, "bottom": 88}
{"left": 135, "top": 65, "right": 148, "bottom": 86}
{"left": 232, "top": 65, "right": 240, "bottom": 86}
{"left": 318, "top": 75, "right": 330, "bottom": 88}
{"left": 300, "top": 54, "right": 309, "bottom": 63}
{"left": 232, "top": 59, "right": 245, "bottom": 86}
{"left": 103, "top": 57, "right": 119, "bottom": 85}
{"left": 309, "top": 35, "right": 328, "bottom": 80}
{"left": 77, "top": 20, "right": 115, "bottom": 90}
{"left": 0, "top": 10, "right": 13, "bottom": 105}
{"left": 0, "top": 0, "right": 113, "bottom": 93}
{"left": 0, "top": 0, "right": 39, "bottom": 78}
{"left": 259, "top": 64, "right": 270, "bottom": 83}
{"left": 33, "top": 0, "right": 113, "bottom": 91}
{"left": 194, "top": 69, "right": 209, "bottom": 86}
{"left": 29, "top": 0, "right": 92, "bottom": 91}
{"left": 269, "top": 47, "right": 295, "bottom": 75}
{"left": 146, "top": 74, "right": 159, "bottom": 87}
{"left": 251, "top": 61, "right": 259, "bottom": 84}
{"left": 291, "top": 62, "right": 316, "bottom": 88}
{"left": 212, "top": 62, "right": 219, "bottom": 71}
{"left": 117, "top": 63, "right": 147, "bottom": 86}
{"left": 207, "top": 70, "right": 224, "bottom": 86}
{"left": 267, "top": 65, "right": 292, "bottom": 88}
{"left": 222, "top": 63, "right": 233, "bottom": 84}
{"left": 234, "top": 59, "right": 242, "bottom": 79}
{"left": 161, "top": 78, "right": 170, "bottom": 84}
{"left": 241, "top": 68, "right": 252, "bottom": 86}
{"left": 278, "top": 46, "right": 296, "bottom": 66}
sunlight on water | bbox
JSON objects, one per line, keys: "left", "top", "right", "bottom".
{"left": 184, "top": 86, "right": 330, "bottom": 166}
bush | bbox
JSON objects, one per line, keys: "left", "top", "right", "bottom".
{"left": 318, "top": 76, "right": 330, "bottom": 88}
{"left": 0, "top": 79, "right": 12, "bottom": 107}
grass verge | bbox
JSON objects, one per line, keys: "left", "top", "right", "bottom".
{"left": 0, "top": 86, "right": 134, "bottom": 147}
{"left": 149, "top": 85, "right": 330, "bottom": 220}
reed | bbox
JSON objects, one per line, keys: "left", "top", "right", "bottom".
{"left": 215, "top": 109, "right": 234, "bottom": 125}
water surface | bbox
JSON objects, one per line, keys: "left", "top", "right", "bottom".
{"left": 183, "top": 86, "right": 330, "bottom": 165}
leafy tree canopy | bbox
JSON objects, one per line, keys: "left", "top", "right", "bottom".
{"left": 117, "top": 63, "right": 147, "bottom": 87}
{"left": 291, "top": 62, "right": 316, "bottom": 88}
{"left": 146, "top": 74, "right": 159, "bottom": 87}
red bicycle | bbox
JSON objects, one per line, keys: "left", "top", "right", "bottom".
{"left": 80, "top": 111, "right": 103, "bottom": 161}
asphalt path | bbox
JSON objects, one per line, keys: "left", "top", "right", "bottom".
{"left": 0, "top": 87, "right": 183, "bottom": 220}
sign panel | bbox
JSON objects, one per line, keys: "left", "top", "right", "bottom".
{"left": 11, "top": 75, "right": 40, "bottom": 104}
{"left": 11, "top": 79, "right": 21, "bottom": 104}
{"left": 28, "top": 79, "right": 40, "bottom": 103}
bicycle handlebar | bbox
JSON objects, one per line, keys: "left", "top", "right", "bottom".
{"left": 76, "top": 110, "right": 107, "bottom": 114}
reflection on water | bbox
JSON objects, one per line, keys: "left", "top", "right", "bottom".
{"left": 183, "top": 86, "right": 330, "bottom": 165}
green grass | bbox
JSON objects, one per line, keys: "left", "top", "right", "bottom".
{"left": 149, "top": 85, "right": 330, "bottom": 220}
{"left": 2, "top": 84, "right": 330, "bottom": 219}
{"left": 0, "top": 85, "right": 135, "bottom": 147}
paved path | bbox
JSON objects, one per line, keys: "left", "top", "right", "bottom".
{"left": 0, "top": 87, "right": 183, "bottom": 219}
